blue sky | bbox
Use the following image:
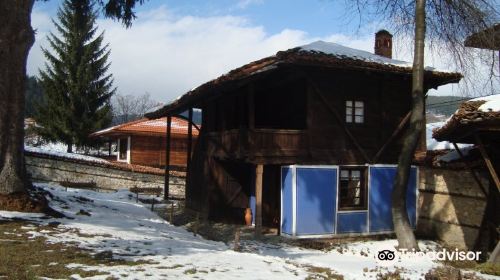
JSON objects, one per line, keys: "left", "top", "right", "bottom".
{"left": 35, "top": 0, "right": 353, "bottom": 36}
{"left": 30, "top": 0, "right": 493, "bottom": 102}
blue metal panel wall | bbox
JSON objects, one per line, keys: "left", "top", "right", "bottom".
{"left": 369, "top": 166, "right": 417, "bottom": 232}
{"left": 337, "top": 211, "right": 368, "bottom": 233}
{"left": 296, "top": 168, "right": 337, "bottom": 235}
{"left": 281, "top": 167, "right": 294, "bottom": 235}
{"left": 337, "top": 212, "right": 368, "bottom": 233}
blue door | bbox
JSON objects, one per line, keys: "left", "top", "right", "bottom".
{"left": 295, "top": 167, "right": 337, "bottom": 235}
{"left": 369, "top": 166, "right": 417, "bottom": 232}
{"left": 281, "top": 167, "right": 294, "bottom": 235}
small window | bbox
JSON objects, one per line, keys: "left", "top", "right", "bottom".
{"left": 119, "top": 138, "right": 128, "bottom": 160}
{"left": 384, "top": 39, "right": 391, "bottom": 48}
{"left": 339, "top": 167, "right": 367, "bottom": 210}
{"left": 345, "top": 100, "right": 364, "bottom": 124}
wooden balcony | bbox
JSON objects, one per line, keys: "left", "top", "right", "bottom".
{"left": 207, "top": 128, "right": 308, "bottom": 161}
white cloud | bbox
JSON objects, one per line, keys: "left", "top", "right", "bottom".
{"left": 236, "top": 0, "right": 263, "bottom": 9}
{"left": 28, "top": 5, "right": 496, "bottom": 104}
{"left": 28, "top": 6, "right": 312, "bottom": 102}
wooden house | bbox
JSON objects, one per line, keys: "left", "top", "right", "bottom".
{"left": 147, "top": 31, "right": 461, "bottom": 237}
{"left": 90, "top": 117, "right": 198, "bottom": 169}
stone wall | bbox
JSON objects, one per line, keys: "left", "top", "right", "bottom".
{"left": 26, "top": 155, "right": 185, "bottom": 199}
{"left": 417, "top": 167, "right": 489, "bottom": 250}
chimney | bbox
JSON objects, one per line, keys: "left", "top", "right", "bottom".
{"left": 374, "top": 29, "right": 393, "bottom": 59}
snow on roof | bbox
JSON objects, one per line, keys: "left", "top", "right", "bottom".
{"left": 470, "top": 93, "right": 500, "bottom": 112}
{"left": 147, "top": 40, "right": 461, "bottom": 119}
{"left": 91, "top": 116, "right": 199, "bottom": 138}
{"left": 300, "top": 41, "right": 410, "bottom": 67}
{"left": 299, "top": 40, "right": 447, "bottom": 72}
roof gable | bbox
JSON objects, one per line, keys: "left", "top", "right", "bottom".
{"left": 90, "top": 116, "right": 199, "bottom": 138}
{"left": 147, "top": 41, "right": 462, "bottom": 119}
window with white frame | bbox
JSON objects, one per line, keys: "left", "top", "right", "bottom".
{"left": 339, "top": 167, "right": 367, "bottom": 210}
{"left": 345, "top": 100, "right": 364, "bottom": 124}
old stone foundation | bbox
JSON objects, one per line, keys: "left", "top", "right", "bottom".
{"left": 417, "top": 167, "right": 490, "bottom": 250}
{"left": 25, "top": 153, "right": 185, "bottom": 199}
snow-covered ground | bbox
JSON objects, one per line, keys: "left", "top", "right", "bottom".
{"left": 25, "top": 143, "right": 109, "bottom": 164}
{"left": 1, "top": 183, "right": 498, "bottom": 280}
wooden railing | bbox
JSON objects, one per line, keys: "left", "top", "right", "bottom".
{"left": 208, "top": 128, "right": 307, "bottom": 159}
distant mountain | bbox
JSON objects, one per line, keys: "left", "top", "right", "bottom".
{"left": 426, "top": 95, "right": 465, "bottom": 116}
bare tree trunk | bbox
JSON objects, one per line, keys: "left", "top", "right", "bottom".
{"left": 391, "top": 0, "right": 425, "bottom": 250}
{"left": 0, "top": 1, "right": 35, "bottom": 195}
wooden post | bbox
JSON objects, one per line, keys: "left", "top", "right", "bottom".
{"left": 474, "top": 134, "right": 500, "bottom": 192}
{"left": 452, "top": 142, "right": 488, "bottom": 196}
{"left": 170, "top": 201, "right": 174, "bottom": 223}
{"left": 247, "top": 85, "right": 255, "bottom": 129}
{"left": 254, "top": 164, "right": 263, "bottom": 237}
{"left": 186, "top": 108, "right": 193, "bottom": 185}
{"left": 193, "top": 212, "right": 200, "bottom": 236}
{"left": 233, "top": 227, "right": 241, "bottom": 251}
{"left": 108, "top": 141, "right": 112, "bottom": 156}
{"left": 164, "top": 116, "right": 172, "bottom": 200}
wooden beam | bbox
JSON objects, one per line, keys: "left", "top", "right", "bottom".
{"left": 310, "top": 82, "right": 371, "bottom": 163}
{"left": 254, "top": 164, "right": 263, "bottom": 237}
{"left": 474, "top": 134, "right": 500, "bottom": 192}
{"left": 173, "top": 113, "right": 201, "bottom": 132}
{"left": 452, "top": 142, "right": 488, "bottom": 197}
{"left": 187, "top": 108, "right": 193, "bottom": 169}
{"left": 164, "top": 116, "right": 172, "bottom": 200}
{"left": 372, "top": 112, "right": 411, "bottom": 163}
{"left": 226, "top": 184, "right": 244, "bottom": 206}
{"left": 247, "top": 85, "right": 255, "bottom": 129}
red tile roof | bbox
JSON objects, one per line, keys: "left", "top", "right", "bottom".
{"left": 90, "top": 117, "right": 199, "bottom": 138}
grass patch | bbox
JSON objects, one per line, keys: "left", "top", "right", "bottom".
{"left": 157, "top": 264, "right": 185, "bottom": 269}
{"left": 441, "top": 258, "right": 500, "bottom": 277}
{"left": 184, "top": 268, "right": 197, "bottom": 275}
{"left": 375, "top": 270, "right": 402, "bottom": 280}
{"left": 476, "top": 262, "right": 500, "bottom": 276}
{"left": 0, "top": 220, "right": 151, "bottom": 280}
{"left": 301, "top": 264, "right": 344, "bottom": 280}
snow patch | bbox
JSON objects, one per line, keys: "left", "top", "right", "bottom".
{"left": 25, "top": 145, "right": 108, "bottom": 164}
{"left": 470, "top": 94, "right": 500, "bottom": 112}
{"left": 426, "top": 122, "right": 471, "bottom": 150}
{"left": 299, "top": 41, "right": 451, "bottom": 72}
{"left": 2, "top": 183, "right": 498, "bottom": 280}
{"left": 0, "top": 211, "right": 46, "bottom": 220}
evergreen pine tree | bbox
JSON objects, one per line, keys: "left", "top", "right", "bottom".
{"left": 36, "top": 0, "right": 115, "bottom": 153}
